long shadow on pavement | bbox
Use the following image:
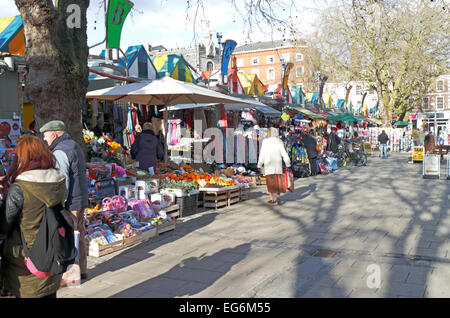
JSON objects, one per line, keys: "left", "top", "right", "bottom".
{"left": 110, "top": 243, "right": 251, "bottom": 298}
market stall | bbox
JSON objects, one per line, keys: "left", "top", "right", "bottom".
{"left": 81, "top": 133, "right": 257, "bottom": 257}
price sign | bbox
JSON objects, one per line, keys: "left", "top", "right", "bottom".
{"left": 199, "top": 179, "right": 207, "bottom": 188}
{"left": 423, "top": 154, "right": 440, "bottom": 179}
{"left": 413, "top": 146, "right": 424, "bottom": 162}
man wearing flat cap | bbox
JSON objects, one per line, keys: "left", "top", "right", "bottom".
{"left": 40, "top": 120, "right": 88, "bottom": 284}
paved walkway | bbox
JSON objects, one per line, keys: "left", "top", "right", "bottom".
{"left": 58, "top": 152, "right": 450, "bottom": 298}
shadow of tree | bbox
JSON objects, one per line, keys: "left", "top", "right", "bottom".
{"left": 110, "top": 243, "right": 251, "bottom": 298}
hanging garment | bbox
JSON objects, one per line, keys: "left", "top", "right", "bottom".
{"left": 219, "top": 105, "right": 228, "bottom": 128}
{"left": 93, "top": 99, "right": 98, "bottom": 117}
{"left": 103, "top": 100, "right": 110, "bottom": 114}
{"left": 244, "top": 109, "right": 255, "bottom": 121}
{"left": 167, "top": 119, "right": 173, "bottom": 146}
{"left": 171, "top": 120, "right": 178, "bottom": 146}
{"left": 186, "top": 109, "right": 192, "bottom": 131}
{"left": 152, "top": 117, "right": 163, "bottom": 136}
{"left": 175, "top": 119, "right": 182, "bottom": 145}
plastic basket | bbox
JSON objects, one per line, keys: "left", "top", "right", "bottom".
{"left": 176, "top": 193, "right": 199, "bottom": 217}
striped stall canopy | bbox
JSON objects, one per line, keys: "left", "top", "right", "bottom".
{"left": 150, "top": 54, "right": 197, "bottom": 83}
{"left": 237, "top": 73, "right": 265, "bottom": 97}
{"left": 0, "top": 15, "right": 24, "bottom": 55}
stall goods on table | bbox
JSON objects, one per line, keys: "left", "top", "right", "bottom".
{"left": 84, "top": 197, "right": 175, "bottom": 257}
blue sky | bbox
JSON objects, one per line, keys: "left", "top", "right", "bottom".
{"left": 2, "top": 0, "right": 326, "bottom": 55}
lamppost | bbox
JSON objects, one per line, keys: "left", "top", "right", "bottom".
{"left": 216, "top": 32, "right": 223, "bottom": 85}
{"left": 280, "top": 57, "right": 287, "bottom": 100}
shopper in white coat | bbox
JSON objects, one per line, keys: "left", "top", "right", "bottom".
{"left": 257, "top": 127, "right": 291, "bottom": 205}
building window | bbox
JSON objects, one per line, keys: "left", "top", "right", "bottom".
{"left": 138, "top": 61, "right": 148, "bottom": 78}
{"left": 251, "top": 69, "right": 259, "bottom": 77}
{"left": 436, "top": 80, "right": 444, "bottom": 91}
{"left": 267, "top": 55, "right": 274, "bottom": 64}
{"left": 267, "top": 68, "right": 275, "bottom": 80}
{"left": 236, "top": 58, "right": 244, "bottom": 67}
{"left": 356, "top": 85, "right": 363, "bottom": 95}
{"left": 295, "top": 66, "right": 304, "bottom": 78}
{"left": 281, "top": 53, "right": 290, "bottom": 63}
{"left": 436, "top": 96, "right": 444, "bottom": 109}
{"left": 206, "top": 61, "right": 214, "bottom": 71}
{"left": 296, "top": 53, "right": 303, "bottom": 61}
{"left": 423, "top": 97, "right": 429, "bottom": 109}
{"left": 251, "top": 57, "right": 259, "bottom": 65}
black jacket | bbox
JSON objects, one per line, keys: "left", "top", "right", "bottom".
{"left": 301, "top": 135, "right": 319, "bottom": 159}
{"left": 49, "top": 133, "right": 88, "bottom": 211}
{"left": 326, "top": 133, "right": 341, "bottom": 153}
{"left": 131, "top": 130, "right": 164, "bottom": 172}
{"left": 378, "top": 132, "right": 389, "bottom": 144}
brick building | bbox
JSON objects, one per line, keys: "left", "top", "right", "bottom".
{"left": 411, "top": 74, "right": 450, "bottom": 141}
{"left": 231, "top": 40, "right": 311, "bottom": 90}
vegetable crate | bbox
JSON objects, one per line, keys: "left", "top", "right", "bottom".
{"left": 164, "top": 204, "right": 180, "bottom": 219}
{"left": 203, "top": 189, "right": 229, "bottom": 210}
{"left": 197, "top": 192, "right": 204, "bottom": 208}
{"left": 157, "top": 220, "right": 176, "bottom": 235}
{"left": 228, "top": 188, "right": 241, "bottom": 206}
{"left": 176, "top": 193, "right": 199, "bottom": 217}
{"left": 240, "top": 187, "right": 250, "bottom": 201}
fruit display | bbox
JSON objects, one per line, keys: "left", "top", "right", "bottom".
{"left": 160, "top": 171, "right": 236, "bottom": 187}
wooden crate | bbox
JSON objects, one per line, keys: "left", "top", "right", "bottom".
{"left": 228, "top": 188, "right": 241, "bottom": 206}
{"left": 157, "top": 221, "right": 176, "bottom": 235}
{"left": 240, "top": 187, "right": 250, "bottom": 201}
{"left": 197, "top": 192, "right": 204, "bottom": 208}
{"left": 203, "top": 189, "right": 229, "bottom": 210}
{"left": 140, "top": 227, "right": 158, "bottom": 241}
{"left": 123, "top": 232, "right": 143, "bottom": 247}
{"left": 87, "top": 239, "right": 124, "bottom": 258}
{"left": 164, "top": 204, "right": 180, "bottom": 219}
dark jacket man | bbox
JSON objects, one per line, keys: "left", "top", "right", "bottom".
{"left": 326, "top": 131, "right": 341, "bottom": 153}
{"left": 301, "top": 134, "right": 318, "bottom": 159}
{"left": 40, "top": 120, "right": 88, "bottom": 279}
{"left": 131, "top": 127, "right": 164, "bottom": 172}
{"left": 378, "top": 131, "right": 389, "bottom": 144}
{"left": 301, "top": 133, "right": 319, "bottom": 176}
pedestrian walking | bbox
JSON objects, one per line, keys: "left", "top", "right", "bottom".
{"left": 40, "top": 120, "right": 88, "bottom": 284}
{"left": 300, "top": 129, "right": 318, "bottom": 176}
{"left": 257, "top": 127, "right": 291, "bottom": 205}
{"left": 0, "top": 135, "right": 67, "bottom": 298}
{"left": 378, "top": 130, "right": 389, "bottom": 158}
{"left": 131, "top": 122, "right": 164, "bottom": 174}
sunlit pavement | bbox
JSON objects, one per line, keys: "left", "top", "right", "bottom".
{"left": 58, "top": 152, "right": 450, "bottom": 298}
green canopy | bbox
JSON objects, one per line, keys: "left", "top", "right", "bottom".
{"left": 327, "top": 113, "right": 364, "bottom": 122}
{"left": 287, "top": 106, "right": 327, "bottom": 120}
{"left": 393, "top": 121, "right": 412, "bottom": 126}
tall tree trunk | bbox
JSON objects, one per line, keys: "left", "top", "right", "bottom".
{"left": 15, "top": 0, "right": 89, "bottom": 148}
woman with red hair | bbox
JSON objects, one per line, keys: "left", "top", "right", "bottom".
{"left": 0, "top": 135, "right": 67, "bottom": 298}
